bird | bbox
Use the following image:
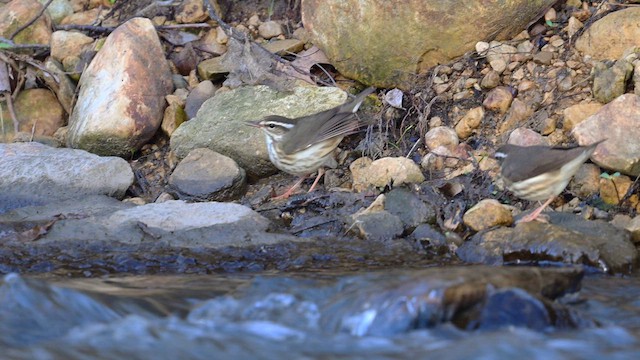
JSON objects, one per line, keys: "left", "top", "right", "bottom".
{"left": 494, "top": 140, "right": 604, "bottom": 223}
{"left": 246, "top": 87, "right": 376, "bottom": 199}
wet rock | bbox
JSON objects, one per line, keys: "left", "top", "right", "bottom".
{"left": 476, "top": 288, "right": 555, "bottom": 331}
{"left": 67, "top": 18, "right": 173, "bottom": 156}
{"left": 302, "top": 1, "right": 557, "bottom": 89}
{"left": 457, "top": 212, "right": 637, "bottom": 274}
{"left": 350, "top": 157, "right": 425, "bottom": 192}
{"left": 168, "top": 148, "right": 247, "bottom": 201}
{"left": 320, "top": 266, "right": 583, "bottom": 335}
{"left": 483, "top": 86, "right": 513, "bottom": 114}
{"left": 455, "top": 107, "right": 484, "bottom": 139}
{"left": 592, "top": 60, "right": 633, "bottom": 104}
{"left": 424, "top": 126, "right": 459, "bottom": 150}
{"left": 575, "top": 7, "right": 640, "bottom": 61}
{"left": 506, "top": 127, "right": 547, "bottom": 147}
{"left": 562, "top": 103, "right": 603, "bottom": 131}
{"left": 258, "top": 21, "right": 284, "bottom": 39}
{"left": 384, "top": 187, "right": 436, "bottom": 230}
{"left": 410, "top": 224, "right": 448, "bottom": 253}
{"left": 573, "top": 94, "right": 640, "bottom": 176}
{"left": 348, "top": 210, "right": 403, "bottom": 241}
{"left": 171, "top": 85, "right": 348, "bottom": 178}
{"left": 568, "top": 164, "right": 601, "bottom": 199}
{"left": 0, "top": 0, "right": 52, "bottom": 45}
{"left": 185, "top": 81, "right": 216, "bottom": 119}
{"left": 0, "top": 143, "right": 133, "bottom": 213}
{"left": 50, "top": 30, "right": 94, "bottom": 62}
{"left": 463, "top": 199, "right": 513, "bottom": 231}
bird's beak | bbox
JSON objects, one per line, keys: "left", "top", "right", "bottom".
{"left": 244, "top": 120, "right": 261, "bottom": 128}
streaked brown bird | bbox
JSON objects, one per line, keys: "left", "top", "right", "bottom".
{"left": 246, "top": 87, "right": 375, "bottom": 199}
{"left": 494, "top": 140, "right": 604, "bottom": 223}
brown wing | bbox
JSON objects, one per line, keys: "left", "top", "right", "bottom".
{"left": 280, "top": 87, "right": 375, "bottom": 154}
{"left": 501, "top": 145, "right": 592, "bottom": 182}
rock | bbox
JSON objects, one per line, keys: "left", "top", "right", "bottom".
{"left": 384, "top": 187, "right": 436, "bottom": 230}
{"left": 301, "top": 0, "right": 557, "bottom": 89}
{"left": 43, "top": 58, "right": 77, "bottom": 114}
{"left": 568, "top": 163, "right": 601, "bottom": 199}
{"left": 348, "top": 210, "right": 404, "bottom": 241}
{"left": 175, "top": 0, "right": 208, "bottom": 23}
{"left": 457, "top": 213, "right": 637, "bottom": 274}
{"left": 60, "top": 7, "right": 102, "bottom": 26}
{"left": 455, "top": 107, "right": 484, "bottom": 139}
{"left": 410, "top": 224, "right": 449, "bottom": 253}
{"left": 480, "top": 70, "right": 501, "bottom": 89}
{"left": 262, "top": 39, "right": 305, "bottom": 55}
{"left": 185, "top": 81, "right": 216, "bottom": 119}
{"left": 168, "top": 148, "right": 247, "bottom": 201}
{"left": 575, "top": 7, "right": 640, "bottom": 61}
{"left": 505, "top": 127, "right": 547, "bottom": 147}
{"left": 1, "top": 199, "right": 300, "bottom": 248}
{"left": 161, "top": 101, "right": 187, "bottom": 136}
{"left": 0, "top": 143, "right": 133, "bottom": 213}
{"left": 573, "top": 94, "right": 640, "bottom": 176}
{"left": 599, "top": 174, "right": 640, "bottom": 210}
{"left": 627, "top": 216, "right": 640, "bottom": 243}
{"left": 562, "top": 103, "right": 603, "bottom": 131}
{"left": 215, "top": 26, "right": 228, "bottom": 44}
{"left": 170, "top": 85, "right": 348, "bottom": 178}
{"left": 424, "top": 126, "right": 459, "bottom": 150}
{"left": 498, "top": 98, "right": 533, "bottom": 134}
{"left": 463, "top": 199, "right": 513, "bottom": 231}
{"left": 567, "top": 16, "right": 584, "bottom": 39}
{"left": 50, "top": 30, "right": 94, "bottom": 62}
{"left": 1, "top": 89, "right": 65, "bottom": 138}
{"left": 350, "top": 157, "right": 425, "bottom": 192}
{"left": 67, "top": 18, "right": 173, "bottom": 156}
{"left": 258, "top": 21, "right": 283, "bottom": 39}
{"left": 0, "top": 0, "right": 52, "bottom": 45}
{"left": 421, "top": 145, "right": 452, "bottom": 171}
{"left": 592, "top": 59, "right": 633, "bottom": 104}
{"left": 532, "top": 51, "right": 553, "bottom": 65}
{"left": 483, "top": 86, "right": 513, "bottom": 113}
{"left": 39, "top": 0, "right": 74, "bottom": 24}
{"left": 196, "top": 56, "right": 230, "bottom": 81}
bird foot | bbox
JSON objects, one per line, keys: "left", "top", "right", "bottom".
{"left": 516, "top": 212, "right": 550, "bottom": 224}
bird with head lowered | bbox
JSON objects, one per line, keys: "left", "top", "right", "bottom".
{"left": 494, "top": 140, "right": 604, "bottom": 223}
{"left": 246, "top": 87, "right": 376, "bottom": 199}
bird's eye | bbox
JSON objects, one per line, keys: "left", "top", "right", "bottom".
{"left": 268, "top": 124, "right": 276, "bottom": 129}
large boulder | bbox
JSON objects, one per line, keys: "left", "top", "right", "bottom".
{"left": 302, "top": 0, "right": 556, "bottom": 88}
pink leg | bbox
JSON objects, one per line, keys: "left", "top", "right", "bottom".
{"left": 516, "top": 197, "right": 555, "bottom": 223}
{"left": 307, "top": 168, "right": 325, "bottom": 193}
{"left": 272, "top": 176, "right": 307, "bottom": 200}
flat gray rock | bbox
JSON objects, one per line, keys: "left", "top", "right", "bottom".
{"left": 10, "top": 200, "right": 302, "bottom": 248}
{"left": 0, "top": 143, "right": 134, "bottom": 213}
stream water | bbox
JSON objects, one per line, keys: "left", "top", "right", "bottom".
{"left": 1, "top": 268, "right": 639, "bottom": 359}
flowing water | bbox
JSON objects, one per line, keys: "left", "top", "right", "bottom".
{"left": 1, "top": 268, "right": 639, "bottom": 359}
